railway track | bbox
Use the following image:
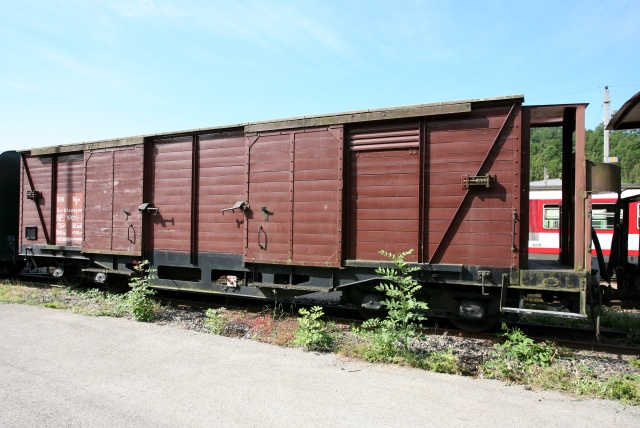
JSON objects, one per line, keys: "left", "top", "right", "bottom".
{"left": 155, "top": 289, "right": 640, "bottom": 356}
{"left": 5, "top": 276, "right": 640, "bottom": 356}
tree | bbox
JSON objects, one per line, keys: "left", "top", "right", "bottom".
{"left": 609, "top": 129, "right": 640, "bottom": 183}
{"left": 532, "top": 125, "right": 640, "bottom": 184}
{"left": 530, "top": 127, "right": 562, "bottom": 181}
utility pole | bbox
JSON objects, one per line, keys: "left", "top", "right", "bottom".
{"left": 604, "top": 86, "right": 610, "bottom": 162}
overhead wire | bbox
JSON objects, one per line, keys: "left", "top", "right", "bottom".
{"left": 528, "top": 84, "right": 640, "bottom": 103}
{"left": 528, "top": 85, "right": 640, "bottom": 128}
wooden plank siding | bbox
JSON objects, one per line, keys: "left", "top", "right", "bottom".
{"left": 149, "top": 137, "right": 193, "bottom": 252}
{"left": 245, "top": 126, "right": 343, "bottom": 266}
{"left": 424, "top": 104, "right": 522, "bottom": 267}
{"left": 19, "top": 154, "right": 85, "bottom": 248}
{"left": 346, "top": 105, "right": 523, "bottom": 267}
{"left": 292, "top": 127, "right": 343, "bottom": 264}
{"left": 197, "top": 132, "right": 246, "bottom": 254}
{"left": 347, "top": 121, "right": 421, "bottom": 262}
{"left": 83, "top": 146, "right": 144, "bottom": 255}
{"left": 245, "top": 132, "right": 291, "bottom": 263}
{"left": 16, "top": 97, "right": 525, "bottom": 277}
{"left": 19, "top": 156, "right": 54, "bottom": 247}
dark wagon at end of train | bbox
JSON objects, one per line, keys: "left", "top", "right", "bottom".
{"left": 0, "top": 151, "right": 20, "bottom": 275}
{"left": 9, "top": 94, "right": 635, "bottom": 331}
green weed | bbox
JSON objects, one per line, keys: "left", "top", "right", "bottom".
{"left": 125, "top": 261, "right": 158, "bottom": 322}
{"left": 204, "top": 307, "right": 228, "bottom": 334}
{"left": 43, "top": 301, "right": 69, "bottom": 309}
{"left": 353, "top": 249, "right": 429, "bottom": 359}
{"left": 598, "top": 374, "right": 640, "bottom": 404}
{"left": 292, "top": 306, "right": 333, "bottom": 351}
{"left": 495, "top": 323, "right": 557, "bottom": 368}
{"left": 480, "top": 324, "right": 640, "bottom": 405}
{"left": 371, "top": 249, "right": 429, "bottom": 352}
{"left": 349, "top": 249, "right": 430, "bottom": 364}
{"left": 264, "top": 300, "right": 292, "bottom": 320}
{"left": 415, "top": 349, "right": 459, "bottom": 374}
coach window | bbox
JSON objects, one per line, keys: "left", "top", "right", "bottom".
{"left": 543, "top": 204, "right": 560, "bottom": 229}
{"left": 592, "top": 204, "right": 618, "bottom": 230}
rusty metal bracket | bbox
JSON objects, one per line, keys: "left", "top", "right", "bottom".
{"left": 499, "top": 273, "right": 508, "bottom": 311}
{"left": 261, "top": 206, "right": 273, "bottom": 221}
{"left": 511, "top": 209, "right": 518, "bottom": 252}
{"left": 26, "top": 190, "right": 42, "bottom": 200}
{"left": 461, "top": 174, "right": 496, "bottom": 189}
{"left": 138, "top": 203, "right": 159, "bottom": 215}
{"left": 478, "top": 270, "right": 491, "bottom": 296}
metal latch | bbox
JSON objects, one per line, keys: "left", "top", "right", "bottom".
{"left": 461, "top": 174, "right": 496, "bottom": 189}
{"left": 26, "top": 190, "right": 42, "bottom": 200}
{"left": 221, "top": 201, "right": 249, "bottom": 215}
{"left": 138, "top": 203, "right": 159, "bottom": 215}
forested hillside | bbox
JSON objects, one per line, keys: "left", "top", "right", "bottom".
{"left": 530, "top": 125, "right": 640, "bottom": 183}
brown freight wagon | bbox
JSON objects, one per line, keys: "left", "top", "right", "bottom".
{"left": 17, "top": 94, "right": 617, "bottom": 331}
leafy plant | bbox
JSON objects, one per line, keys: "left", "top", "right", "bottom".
{"left": 264, "top": 300, "right": 291, "bottom": 320}
{"left": 205, "top": 307, "right": 228, "bottom": 334}
{"left": 43, "top": 302, "right": 68, "bottom": 309}
{"left": 494, "top": 323, "right": 557, "bottom": 368}
{"left": 293, "top": 306, "right": 333, "bottom": 351}
{"left": 71, "top": 288, "right": 128, "bottom": 317}
{"left": 417, "top": 349, "right": 459, "bottom": 374}
{"left": 349, "top": 250, "right": 430, "bottom": 364}
{"left": 125, "top": 261, "right": 158, "bottom": 322}
{"left": 482, "top": 323, "right": 558, "bottom": 382}
{"left": 372, "top": 249, "right": 429, "bottom": 352}
{"left": 351, "top": 318, "right": 403, "bottom": 363}
{"left": 599, "top": 374, "right": 640, "bottom": 404}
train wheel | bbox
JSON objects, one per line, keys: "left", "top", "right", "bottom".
{"left": 60, "top": 265, "right": 86, "bottom": 288}
{"left": 357, "top": 293, "right": 385, "bottom": 319}
{"left": 446, "top": 313, "right": 500, "bottom": 332}
{"left": 7, "top": 260, "right": 25, "bottom": 277}
{"left": 343, "top": 287, "right": 384, "bottom": 319}
{"left": 62, "top": 274, "right": 85, "bottom": 288}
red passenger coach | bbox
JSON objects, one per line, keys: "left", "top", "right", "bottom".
{"left": 17, "top": 95, "right": 617, "bottom": 330}
{"left": 529, "top": 185, "right": 640, "bottom": 262}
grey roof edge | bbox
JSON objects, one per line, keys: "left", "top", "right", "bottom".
{"left": 21, "top": 94, "right": 525, "bottom": 156}
{"left": 245, "top": 94, "right": 524, "bottom": 131}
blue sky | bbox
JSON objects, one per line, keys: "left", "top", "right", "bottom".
{"left": 1, "top": 0, "right": 639, "bottom": 152}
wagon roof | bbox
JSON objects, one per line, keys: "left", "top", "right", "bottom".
{"left": 527, "top": 103, "right": 590, "bottom": 127}
{"left": 606, "top": 91, "right": 640, "bottom": 131}
{"left": 26, "top": 95, "right": 526, "bottom": 156}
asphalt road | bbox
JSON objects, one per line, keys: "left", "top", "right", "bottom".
{"left": 1, "top": 304, "right": 638, "bottom": 427}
